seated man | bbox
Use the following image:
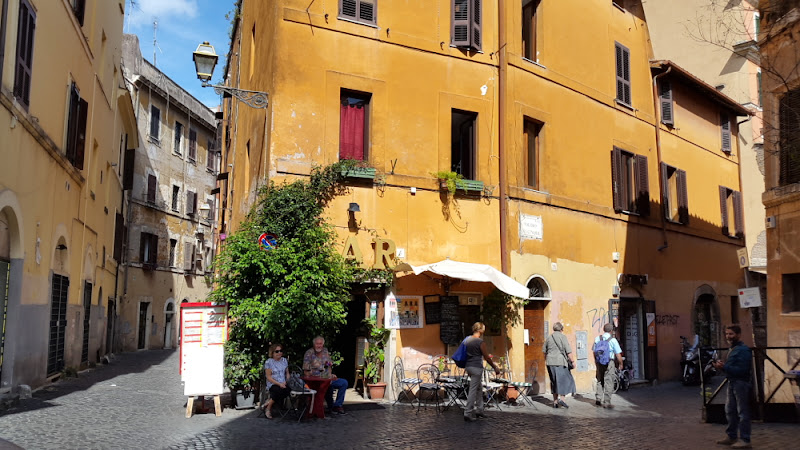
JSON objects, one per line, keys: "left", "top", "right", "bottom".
{"left": 303, "top": 336, "right": 348, "bottom": 415}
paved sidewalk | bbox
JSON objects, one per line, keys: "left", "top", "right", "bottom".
{"left": 0, "top": 350, "right": 796, "bottom": 449}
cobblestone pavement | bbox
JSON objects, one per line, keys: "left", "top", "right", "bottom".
{"left": 0, "top": 350, "right": 797, "bottom": 449}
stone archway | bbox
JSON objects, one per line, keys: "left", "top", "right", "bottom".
{"left": 692, "top": 285, "right": 721, "bottom": 348}
{"left": 0, "top": 191, "right": 24, "bottom": 388}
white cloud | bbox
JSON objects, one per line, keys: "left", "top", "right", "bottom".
{"left": 127, "top": 0, "right": 199, "bottom": 28}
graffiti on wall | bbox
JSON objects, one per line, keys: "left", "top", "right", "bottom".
{"left": 586, "top": 308, "right": 608, "bottom": 332}
{"left": 655, "top": 314, "right": 679, "bottom": 326}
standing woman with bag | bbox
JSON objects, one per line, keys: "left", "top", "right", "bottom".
{"left": 543, "top": 322, "right": 576, "bottom": 408}
{"left": 463, "top": 322, "right": 501, "bottom": 422}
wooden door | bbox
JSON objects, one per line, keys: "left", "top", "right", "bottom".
{"left": 523, "top": 302, "right": 546, "bottom": 394}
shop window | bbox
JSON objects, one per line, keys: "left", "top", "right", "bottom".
{"left": 452, "top": 0, "right": 481, "bottom": 51}
{"left": 13, "top": 0, "right": 36, "bottom": 110}
{"left": 523, "top": 118, "right": 542, "bottom": 189}
{"left": 720, "top": 113, "right": 732, "bottom": 153}
{"left": 339, "top": 89, "right": 371, "bottom": 161}
{"left": 521, "top": 0, "right": 540, "bottom": 62}
{"left": 615, "top": 42, "right": 631, "bottom": 107}
{"left": 452, "top": 109, "right": 478, "bottom": 180}
{"left": 719, "top": 186, "right": 743, "bottom": 238}
{"left": 611, "top": 147, "right": 649, "bottom": 216}
{"left": 65, "top": 82, "right": 88, "bottom": 170}
{"left": 140, "top": 232, "right": 158, "bottom": 268}
{"left": 783, "top": 273, "right": 800, "bottom": 313}
{"left": 779, "top": 88, "right": 800, "bottom": 185}
{"left": 149, "top": 105, "right": 160, "bottom": 141}
{"left": 661, "top": 163, "right": 688, "bottom": 224}
{"left": 174, "top": 121, "right": 184, "bottom": 155}
{"left": 339, "top": 0, "right": 376, "bottom": 26}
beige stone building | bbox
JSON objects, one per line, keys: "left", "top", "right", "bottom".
{"left": 119, "top": 34, "right": 218, "bottom": 352}
{"left": 0, "top": 0, "right": 138, "bottom": 392}
{"left": 643, "top": 0, "right": 767, "bottom": 346}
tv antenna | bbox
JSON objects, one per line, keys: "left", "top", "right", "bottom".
{"left": 153, "top": 19, "right": 163, "bottom": 67}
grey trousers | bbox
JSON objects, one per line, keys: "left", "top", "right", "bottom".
{"left": 595, "top": 363, "right": 617, "bottom": 405}
{"left": 464, "top": 366, "right": 484, "bottom": 418}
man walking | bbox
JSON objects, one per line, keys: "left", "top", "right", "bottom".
{"left": 593, "top": 323, "right": 622, "bottom": 408}
{"left": 713, "top": 325, "right": 753, "bottom": 449}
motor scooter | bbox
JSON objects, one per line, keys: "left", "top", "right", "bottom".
{"left": 680, "top": 335, "right": 717, "bottom": 385}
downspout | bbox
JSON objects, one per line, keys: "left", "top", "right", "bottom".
{"left": 652, "top": 66, "right": 671, "bottom": 252}
{"left": 498, "top": 0, "right": 509, "bottom": 274}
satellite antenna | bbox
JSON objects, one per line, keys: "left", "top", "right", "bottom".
{"left": 153, "top": 19, "right": 163, "bottom": 67}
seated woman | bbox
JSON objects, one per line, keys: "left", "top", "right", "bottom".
{"left": 263, "top": 343, "right": 290, "bottom": 419}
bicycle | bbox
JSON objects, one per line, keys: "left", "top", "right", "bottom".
{"left": 613, "top": 357, "right": 632, "bottom": 392}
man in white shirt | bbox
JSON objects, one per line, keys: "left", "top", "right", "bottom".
{"left": 593, "top": 323, "right": 623, "bottom": 408}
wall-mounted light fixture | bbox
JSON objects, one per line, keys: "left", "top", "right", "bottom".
{"left": 193, "top": 42, "right": 269, "bottom": 109}
{"left": 348, "top": 202, "right": 361, "bottom": 213}
{"left": 348, "top": 203, "right": 360, "bottom": 232}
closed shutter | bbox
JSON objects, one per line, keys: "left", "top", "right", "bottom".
{"left": 471, "top": 0, "right": 482, "bottom": 50}
{"left": 184, "top": 242, "right": 194, "bottom": 271}
{"left": 147, "top": 175, "right": 156, "bottom": 203}
{"left": 150, "top": 107, "right": 160, "bottom": 139}
{"left": 341, "top": 0, "right": 357, "bottom": 19}
{"left": 65, "top": 84, "right": 80, "bottom": 165}
{"left": 677, "top": 169, "right": 689, "bottom": 225}
{"left": 75, "top": 97, "right": 88, "bottom": 170}
{"left": 615, "top": 43, "right": 631, "bottom": 105}
{"left": 721, "top": 113, "right": 732, "bottom": 153}
{"left": 113, "top": 213, "right": 124, "bottom": 261}
{"left": 452, "top": 0, "right": 470, "bottom": 48}
{"left": 611, "top": 147, "right": 623, "bottom": 213}
{"left": 139, "top": 233, "right": 147, "bottom": 264}
{"left": 186, "top": 191, "right": 196, "bottom": 215}
{"left": 660, "top": 81, "right": 674, "bottom": 126}
{"left": 719, "top": 186, "right": 729, "bottom": 236}
{"left": 660, "top": 162, "right": 669, "bottom": 220}
{"left": 189, "top": 129, "right": 197, "bottom": 160}
{"left": 635, "top": 154, "right": 649, "bottom": 217}
{"left": 13, "top": 0, "right": 35, "bottom": 108}
{"left": 123, "top": 149, "right": 135, "bottom": 191}
{"left": 733, "top": 191, "right": 744, "bottom": 238}
{"left": 359, "top": 0, "right": 376, "bottom": 24}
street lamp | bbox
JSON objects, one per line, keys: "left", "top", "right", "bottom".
{"left": 192, "top": 41, "right": 268, "bottom": 109}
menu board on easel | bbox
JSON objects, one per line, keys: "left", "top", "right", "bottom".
{"left": 180, "top": 302, "right": 228, "bottom": 396}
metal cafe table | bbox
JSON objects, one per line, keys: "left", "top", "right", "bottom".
{"left": 301, "top": 376, "right": 332, "bottom": 419}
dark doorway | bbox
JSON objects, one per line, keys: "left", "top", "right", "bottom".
{"left": 335, "top": 293, "right": 370, "bottom": 386}
{"left": 47, "top": 274, "right": 69, "bottom": 375}
{"left": 523, "top": 300, "right": 546, "bottom": 394}
{"left": 81, "top": 281, "right": 92, "bottom": 364}
{"left": 106, "top": 298, "right": 115, "bottom": 354}
{"left": 137, "top": 302, "right": 149, "bottom": 350}
{"left": 694, "top": 294, "right": 720, "bottom": 348}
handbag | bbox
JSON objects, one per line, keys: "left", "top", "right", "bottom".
{"left": 554, "top": 334, "right": 574, "bottom": 370}
{"left": 452, "top": 337, "right": 469, "bottom": 368}
{"left": 287, "top": 372, "right": 306, "bottom": 391}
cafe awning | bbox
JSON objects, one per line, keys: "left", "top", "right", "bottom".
{"left": 394, "top": 259, "right": 531, "bottom": 299}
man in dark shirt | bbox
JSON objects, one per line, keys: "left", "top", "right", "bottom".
{"left": 712, "top": 324, "right": 752, "bottom": 449}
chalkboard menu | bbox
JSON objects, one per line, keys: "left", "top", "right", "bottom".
{"left": 424, "top": 302, "right": 441, "bottom": 325}
{"left": 439, "top": 296, "right": 461, "bottom": 345}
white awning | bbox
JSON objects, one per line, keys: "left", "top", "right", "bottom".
{"left": 394, "top": 259, "right": 531, "bottom": 299}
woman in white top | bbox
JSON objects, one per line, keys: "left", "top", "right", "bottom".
{"left": 263, "top": 343, "right": 290, "bottom": 419}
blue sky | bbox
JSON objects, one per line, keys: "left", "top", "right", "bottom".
{"left": 125, "top": 0, "right": 236, "bottom": 108}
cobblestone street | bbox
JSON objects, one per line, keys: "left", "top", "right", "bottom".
{"left": 0, "top": 350, "right": 796, "bottom": 449}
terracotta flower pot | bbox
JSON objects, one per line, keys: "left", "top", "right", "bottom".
{"left": 367, "top": 382, "right": 387, "bottom": 400}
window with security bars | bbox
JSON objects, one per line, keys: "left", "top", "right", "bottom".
{"left": 719, "top": 186, "right": 743, "bottom": 238}
{"left": 780, "top": 88, "right": 800, "bottom": 185}
{"left": 615, "top": 42, "right": 631, "bottom": 106}
{"left": 611, "top": 147, "right": 649, "bottom": 216}
{"left": 452, "top": 0, "right": 482, "bottom": 51}
{"left": 527, "top": 276, "right": 551, "bottom": 299}
{"left": 339, "top": 0, "right": 376, "bottom": 26}
{"left": 661, "top": 163, "right": 688, "bottom": 224}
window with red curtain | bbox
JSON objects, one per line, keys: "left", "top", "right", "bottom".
{"left": 339, "top": 90, "right": 370, "bottom": 160}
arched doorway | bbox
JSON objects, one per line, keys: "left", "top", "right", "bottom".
{"left": 0, "top": 195, "right": 24, "bottom": 387}
{"left": 0, "top": 209, "right": 11, "bottom": 382}
{"left": 163, "top": 300, "right": 175, "bottom": 349}
{"left": 693, "top": 286, "right": 720, "bottom": 348}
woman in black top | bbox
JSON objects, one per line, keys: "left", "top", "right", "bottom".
{"left": 463, "top": 322, "right": 501, "bottom": 422}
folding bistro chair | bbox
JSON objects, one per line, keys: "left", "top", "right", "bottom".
{"left": 392, "top": 357, "right": 421, "bottom": 406}
{"left": 283, "top": 365, "right": 316, "bottom": 422}
{"left": 483, "top": 366, "right": 504, "bottom": 410}
{"left": 416, "top": 364, "right": 443, "bottom": 415}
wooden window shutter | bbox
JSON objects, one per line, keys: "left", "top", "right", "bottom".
{"left": 150, "top": 107, "right": 160, "bottom": 138}
{"left": 611, "top": 147, "right": 623, "bottom": 213}
{"left": 359, "top": 0, "right": 376, "bottom": 24}
{"left": 14, "top": 0, "right": 35, "bottom": 108}
{"left": 721, "top": 113, "right": 732, "bottom": 153}
{"left": 75, "top": 97, "right": 88, "bottom": 170}
{"left": 452, "top": 0, "right": 470, "bottom": 48}
{"left": 719, "top": 186, "right": 729, "bottom": 235}
{"left": 341, "top": 0, "right": 357, "bottom": 19}
{"left": 660, "top": 162, "right": 670, "bottom": 219}
{"left": 660, "top": 81, "right": 674, "bottom": 126}
{"left": 186, "top": 192, "right": 194, "bottom": 215}
{"left": 123, "top": 149, "right": 135, "bottom": 191}
{"left": 147, "top": 175, "right": 156, "bottom": 203}
{"left": 150, "top": 234, "right": 159, "bottom": 265}
{"left": 471, "top": 0, "right": 482, "bottom": 50}
{"left": 677, "top": 169, "right": 689, "bottom": 224}
{"left": 139, "top": 233, "right": 146, "bottom": 264}
{"left": 635, "top": 154, "right": 650, "bottom": 216}
{"left": 66, "top": 84, "right": 80, "bottom": 165}
{"left": 189, "top": 129, "right": 197, "bottom": 160}
{"left": 184, "top": 242, "right": 193, "bottom": 271}
{"left": 733, "top": 190, "right": 744, "bottom": 238}
{"left": 113, "top": 213, "right": 124, "bottom": 261}
{"left": 615, "top": 43, "right": 631, "bottom": 105}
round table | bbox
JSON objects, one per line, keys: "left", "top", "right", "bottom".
{"left": 301, "top": 376, "right": 332, "bottom": 418}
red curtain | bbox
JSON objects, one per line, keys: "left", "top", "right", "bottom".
{"left": 340, "top": 103, "right": 365, "bottom": 160}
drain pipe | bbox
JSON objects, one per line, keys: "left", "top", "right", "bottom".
{"left": 652, "top": 66, "right": 672, "bottom": 252}
{"left": 498, "top": 0, "right": 509, "bottom": 274}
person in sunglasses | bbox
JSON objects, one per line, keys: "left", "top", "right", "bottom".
{"left": 263, "top": 343, "right": 290, "bottom": 419}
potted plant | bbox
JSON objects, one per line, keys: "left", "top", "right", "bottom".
{"left": 363, "top": 321, "right": 391, "bottom": 400}
{"left": 432, "top": 170, "right": 463, "bottom": 195}
{"left": 223, "top": 340, "right": 263, "bottom": 409}
{"left": 340, "top": 159, "right": 377, "bottom": 180}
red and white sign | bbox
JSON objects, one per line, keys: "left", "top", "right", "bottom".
{"left": 180, "top": 302, "right": 228, "bottom": 396}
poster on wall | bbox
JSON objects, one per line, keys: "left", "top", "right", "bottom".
{"left": 385, "top": 293, "right": 399, "bottom": 329}
{"left": 396, "top": 296, "right": 423, "bottom": 328}
{"left": 180, "top": 302, "right": 228, "bottom": 396}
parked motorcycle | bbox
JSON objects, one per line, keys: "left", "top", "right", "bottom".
{"left": 680, "top": 335, "right": 718, "bottom": 385}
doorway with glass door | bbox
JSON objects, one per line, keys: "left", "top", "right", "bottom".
{"left": 610, "top": 297, "right": 657, "bottom": 382}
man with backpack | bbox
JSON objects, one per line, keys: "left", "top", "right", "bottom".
{"left": 593, "top": 323, "right": 623, "bottom": 408}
